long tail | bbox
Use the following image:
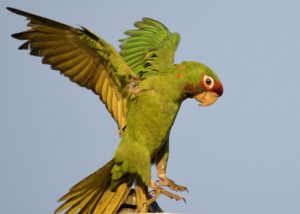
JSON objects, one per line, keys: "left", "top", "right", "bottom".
{"left": 55, "top": 160, "right": 135, "bottom": 214}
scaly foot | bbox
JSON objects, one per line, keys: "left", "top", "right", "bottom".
{"left": 146, "top": 180, "right": 186, "bottom": 205}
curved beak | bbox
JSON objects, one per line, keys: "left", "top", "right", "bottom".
{"left": 194, "top": 92, "right": 219, "bottom": 106}
{"left": 194, "top": 80, "right": 223, "bottom": 106}
{"left": 214, "top": 80, "right": 223, "bottom": 97}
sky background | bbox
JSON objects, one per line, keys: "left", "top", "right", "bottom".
{"left": 1, "top": 0, "right": 300, "bottom": 213}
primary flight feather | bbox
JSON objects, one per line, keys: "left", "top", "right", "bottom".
{"left": 8, "top": 7, "right": 223, "bottom": 213}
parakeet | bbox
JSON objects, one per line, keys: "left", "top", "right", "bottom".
{"left": 8, "top": 7, "right": 223, "bottom": 213}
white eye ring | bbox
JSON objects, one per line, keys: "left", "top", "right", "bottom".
{"left": 203, "top": 75, "right": 214, "bottom": 89}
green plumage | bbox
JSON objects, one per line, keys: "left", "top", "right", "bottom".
{"left": 8, "top": 7, "right": 223, "bottom": 213}
{"left": 120, "top": 18, "right": 180, "bottom": 75}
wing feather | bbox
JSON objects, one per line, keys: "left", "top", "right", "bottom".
{"left": 73, "top": 60, "right": 94, "bottom": 84}
{"left": 120, "top": 18, "right": 180, "bottom": 76}
{"left": 8, "top": 7, "right": 139, "bottom": 131}
{"left": 106, "top": 86, "right": 113, "bottom": 114}
{"left": 101, "top": 79, "right": 109, "bottom": 104}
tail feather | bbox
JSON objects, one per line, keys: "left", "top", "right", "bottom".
{"left": 55, "top": 160, "right": 134, "bottom": 214}
{"left": 57, "top": 175, "right": 109, "bottom": 212}
{"left": 135, "top": 179, "right": 149, "bottom": 213}
{"left": 93, "top": 181, "right": 132, "bottom": 213}
{"left": 78, "top": 186, "right": 108, "bottom": 214}
{"left": 67, "top": 160, "right": 114, "bottom": 194}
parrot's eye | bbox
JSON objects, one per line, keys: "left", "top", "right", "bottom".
{"left": 203, "top": 75, "right": 214, "bottom": 89}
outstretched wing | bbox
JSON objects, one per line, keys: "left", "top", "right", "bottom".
{"left": 119, "top": 18, "right": 180, "bottom": 76}
{"left": 8, "top": 7, "right": 138, "bottom": 131}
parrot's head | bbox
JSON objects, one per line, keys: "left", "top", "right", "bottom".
{"left": 178, "top": 61, "right": 223, "bottom": 106}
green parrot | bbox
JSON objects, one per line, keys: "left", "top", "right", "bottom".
{"left": 8, "top": 7, "right": 223, "bottom": 213}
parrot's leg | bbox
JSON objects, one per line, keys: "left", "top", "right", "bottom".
{"left": 155, "top": 138, "right": 188, "bottom": 192}
{"left": 147, "top": 179, "right": 186, "bottom": 204}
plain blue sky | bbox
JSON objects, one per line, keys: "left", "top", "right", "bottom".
{"left": 1, "top": 0, "right": 300, "bottom": 213}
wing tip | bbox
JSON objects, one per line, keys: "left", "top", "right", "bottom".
{"left": 7, "top": 7, "right": 30, "bottom": 17}
{"left": 142, "top": 17, "right": 168, "bottom": 30}
{"left": 19, "top": 42, "right": 30, "bottom": 50}
{"left": 11, "top": 32, "right": 25, "bottom": 40}
{"left": 6, "top": 7, "right": 16, "bottom": 13}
